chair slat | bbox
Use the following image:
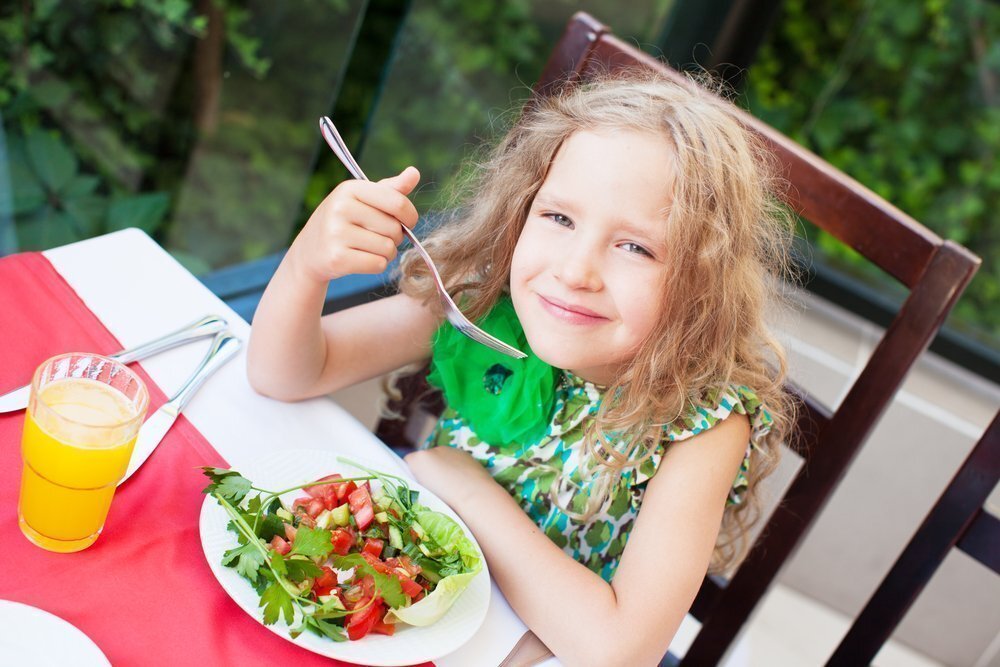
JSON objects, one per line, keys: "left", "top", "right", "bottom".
{"left": 957, "top": 511, "right": 1000, "bottom": 575}
{"left": 826, "top": 411, "right": 999, "bottom": 666}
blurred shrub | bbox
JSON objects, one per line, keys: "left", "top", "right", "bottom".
{"left": 744, "top": 0, "right": 999, "bottom": 344}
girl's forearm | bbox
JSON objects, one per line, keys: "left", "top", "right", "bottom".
{"left": 456, "top": 481, "right": 654, "bottom": 665}
{"left": 247, "top": 251, "right": 329, "bottom": 400}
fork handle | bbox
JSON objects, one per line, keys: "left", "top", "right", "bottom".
{"left": 320, "top": 118, "right": 367, "bottom": 181}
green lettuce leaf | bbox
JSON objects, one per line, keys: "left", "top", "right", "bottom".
{"left": 384, "top": 509, "right": 483, "bottom": 627}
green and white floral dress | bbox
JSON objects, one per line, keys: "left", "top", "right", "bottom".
{"left": 424, "top": 297, "right": 772, "bottom": 582}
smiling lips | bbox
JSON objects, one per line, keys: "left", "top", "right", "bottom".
{"left": 538, "top": 294, "right": 607, "bottom": 325}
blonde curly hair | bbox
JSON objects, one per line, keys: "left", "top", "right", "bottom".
{"left": 396, "top": 69, "right": 797, "bottom": 573}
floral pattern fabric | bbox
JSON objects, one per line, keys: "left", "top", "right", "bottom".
{"left": 424, "top": 369, "right": 772, "bottom": 582}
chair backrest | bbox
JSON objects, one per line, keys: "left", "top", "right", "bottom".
{"left": 375, "top": 11, "right": 982, "bottom": 664}
{"left": 825, "top": 410, "right": 999, "bottom": 666}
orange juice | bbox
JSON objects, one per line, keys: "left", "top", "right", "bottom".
{"left": 19, "top": 376, "right": 143, "bottom": 552}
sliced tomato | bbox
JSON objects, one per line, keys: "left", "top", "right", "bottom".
{"left": 358, "top": 574, "right": 377, "bottom": 601}
{"left": 313, "top": 566, "right": 338, "bottom": 597}
{"left": 347, "top": 597, "right": 384, "bottom": 641}
{"left": 372, "top": 617, "right": 396, "bottom": 636}
{"left": 304, "top": 473, "right": 341, "bottom": 504}
{"left": 330, "top": 529, "right": 354, "bottom": 556}
{"left": 362, "top": 538, "right": 384, "bottom": 559}
{"left": 348, "top": 486, "right": 375, "bottom": 530}
{"left": 336, "top": 480, "right": 358, "bottom": 503}
{"left": 283, "top": 523, "right": 297, "bottom": 543}
{"left": 306, "top": 498, "right": 325, "bottom": 518}
{"left": 360, "top": 552, "right": 391, "bottom": 575}
{"left": 291, "top": 496, "right": 311, "bottom": 513}
{"left": 411, "top": 590, "right": 425, "bottom": 603}
{"left": 391, "top": 555, "right": 421, "bottom": 578}
{"left": 398, "top": 576, "right": 422, "bottom": 598}
{"left": 269, "top": 535, "right": 291, "bottom": 556}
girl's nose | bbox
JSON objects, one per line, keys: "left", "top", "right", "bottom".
{"left": 556, "top": 242, "right": 603, "bottom": 292}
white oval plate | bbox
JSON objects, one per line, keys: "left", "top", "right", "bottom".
{"left": 199, "top": 448, "right": 490, "bottom": 666}
{"left": 0, "top": 600, "right": 111, "bottom": 666}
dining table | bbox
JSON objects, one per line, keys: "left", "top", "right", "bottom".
{"left": 0, "top": 228, "right": 572, "bottom": 667}
{"left": 0, "top": 228, "right": 719, "bottom": 667}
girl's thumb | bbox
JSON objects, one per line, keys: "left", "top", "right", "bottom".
{"left": 379, "top": 166, "right": 420, "bottom": 196}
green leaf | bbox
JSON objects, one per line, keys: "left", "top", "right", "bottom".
{"left": 201, "top": 467, "right": 253, "bottom": 504}
{"left": 16, "top": 207, "right": 79, "bottom": 250}
{"left": 290, "top": 526, "right": 334, "bottom": 559}
{"left": 107, "top": 192, "right": 170, "bottom": 233}
{"left": 285, "top": 558, "right": 323, "bottom": 584}
{"left": 269, "top": 551, "right": 287, "bottom": 577}
{"left": 256, "top": 513, "right": 286, "bottom": 543}
{"left": 7, "top": 158, "right": 46, "bottom": 215}
{"left": 222, "top": 541, "right": 266, "bottom": 582}
{"left": 259, "top": 582, "right": 295, "bottom": 626}
{"left": 61, "top": 175, "right": 99, "bottom": 198}
{"left": 63, "top": 196, "right": 106, "bottom": 236}
{"left": 25, "top": 128, "right": 77, "bottom": 192}
{"left": 414, "top": 510, "right": 481, "bottom": 570}
{"left": 304, "top": 616, "right": 347, "bottom": 642}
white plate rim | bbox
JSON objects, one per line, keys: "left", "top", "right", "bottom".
{"left": 0, "top": 599, "right": 111, "bottom": 666}
{"left": 198, "top": 448, "right": 490, "bottom": 666}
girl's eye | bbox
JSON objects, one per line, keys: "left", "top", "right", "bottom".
{"left": 620, "top": 242, "right": 653, "bottom": 258}
{"left": 544, "top": 213, "right": 573, "bottom": 228}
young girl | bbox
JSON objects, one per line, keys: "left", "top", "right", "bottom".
{"left": 248, "top": 70, "right": 794, "bottom": 665}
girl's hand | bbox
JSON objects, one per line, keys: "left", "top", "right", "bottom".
{"left": 405, "top": 446, "right": 494, "bottom": 507}
{"left": 290, "top": 167, "right": 421, "bottom": 283}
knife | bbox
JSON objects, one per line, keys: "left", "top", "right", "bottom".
{"left": 119, "top": 332, "right": 242, "bottom": 485}
{"left": 0, "top": 314, "right": 228, "bottom": 414}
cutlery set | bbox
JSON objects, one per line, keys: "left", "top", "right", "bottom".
{"left": 0, "top": 315, "right": 241, "bottom": 484}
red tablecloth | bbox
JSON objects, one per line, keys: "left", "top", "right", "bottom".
{"left": 0, "top": 252, "right": 431, "bottom": 666}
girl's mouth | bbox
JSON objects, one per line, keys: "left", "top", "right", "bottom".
{"left": 537, "top": 294, "right": 607, "bottom": 325}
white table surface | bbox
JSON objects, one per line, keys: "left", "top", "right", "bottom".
{"left": 43, "top": 228, "right": 531, "bottom": 667}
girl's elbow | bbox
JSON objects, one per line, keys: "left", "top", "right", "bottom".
{"left": 245, "top": 356, "right": 297, "bottom": 402}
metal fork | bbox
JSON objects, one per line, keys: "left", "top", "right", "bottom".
{"left": 319, "top": 116, "right": 526, "bottom": 360}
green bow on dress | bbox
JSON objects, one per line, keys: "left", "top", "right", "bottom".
{"left": 427, "top": 296, "right": 558, "bottom": 449}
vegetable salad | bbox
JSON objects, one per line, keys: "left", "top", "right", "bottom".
{"left": 201, "top": 459, "right": 482, "bottom": 643}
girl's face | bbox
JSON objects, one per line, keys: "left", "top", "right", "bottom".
{"left": 510, "top": 129, "right": 674, "bottom": 385}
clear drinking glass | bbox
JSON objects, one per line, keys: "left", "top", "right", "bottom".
{"left": 18, "top": 353, "right": 149, "bottom": 552}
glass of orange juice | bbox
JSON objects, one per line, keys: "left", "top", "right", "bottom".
{"left": 18, "top": 353, "right": 149, "bottom": 553}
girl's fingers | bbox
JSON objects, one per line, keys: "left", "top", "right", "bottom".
{"left": 338, "top": 225, "right": 400, "bottom": 262}
{"left": 347, "top": 175, "right": 420, "bottom": 230}
{"left": 336, "top": 197, "right": 406, "bottom": 245}
{"left": 378, "top": 166, "right": 420, "bottom": 196}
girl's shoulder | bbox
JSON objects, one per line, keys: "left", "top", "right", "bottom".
{"left": 634, "top": 385, "right": 773, "bottom": 504}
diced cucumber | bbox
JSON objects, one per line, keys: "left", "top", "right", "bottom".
{"left": 374, "top": 511, "right": 389, "bottom": 524}
{"left": 317, "top": 594, "right": 346, "bottom": 610}
{"left": 276, "top": 508, "right": 294, "bottom": 522}
{"left": 372, "top": 488, "right": 391, "bottom": 509}
{"left": 410, "top": 522, "right": 426, "bottom": 539}
{"left": 331, "top": 503, "right": 351, "bottom": 527}
{"left": 315, "top": 509, "right": 335, "bottom": 530}
{"left": 388, "top": 525, "right": 403, "bottom": 551}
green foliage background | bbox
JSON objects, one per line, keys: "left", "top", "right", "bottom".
{"left": 1, "top": 0, "right": 995, "bottom": 348}
{"left": 744, "top": 0, "right": 999, "bottom": 344}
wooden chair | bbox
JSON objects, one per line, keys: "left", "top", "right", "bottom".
{"left": 825, "top": 410, "right": 999, "bottom": 666}
{"left": 375, "top": 12, "right": 982, "bottom": 665}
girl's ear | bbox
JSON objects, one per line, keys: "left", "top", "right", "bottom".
{"left": 379, "top": 166, "right": 421, "bottom": 196}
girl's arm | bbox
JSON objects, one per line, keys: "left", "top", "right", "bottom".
{"left": 247, "top": 167, "right": 440, "bottom": 400}
{"left": 406, "top": 412, "right": 751, "bottom": 666}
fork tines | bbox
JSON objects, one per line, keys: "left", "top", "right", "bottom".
{"left": 456, "top": 322, "right": 528, "bottom": 359}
